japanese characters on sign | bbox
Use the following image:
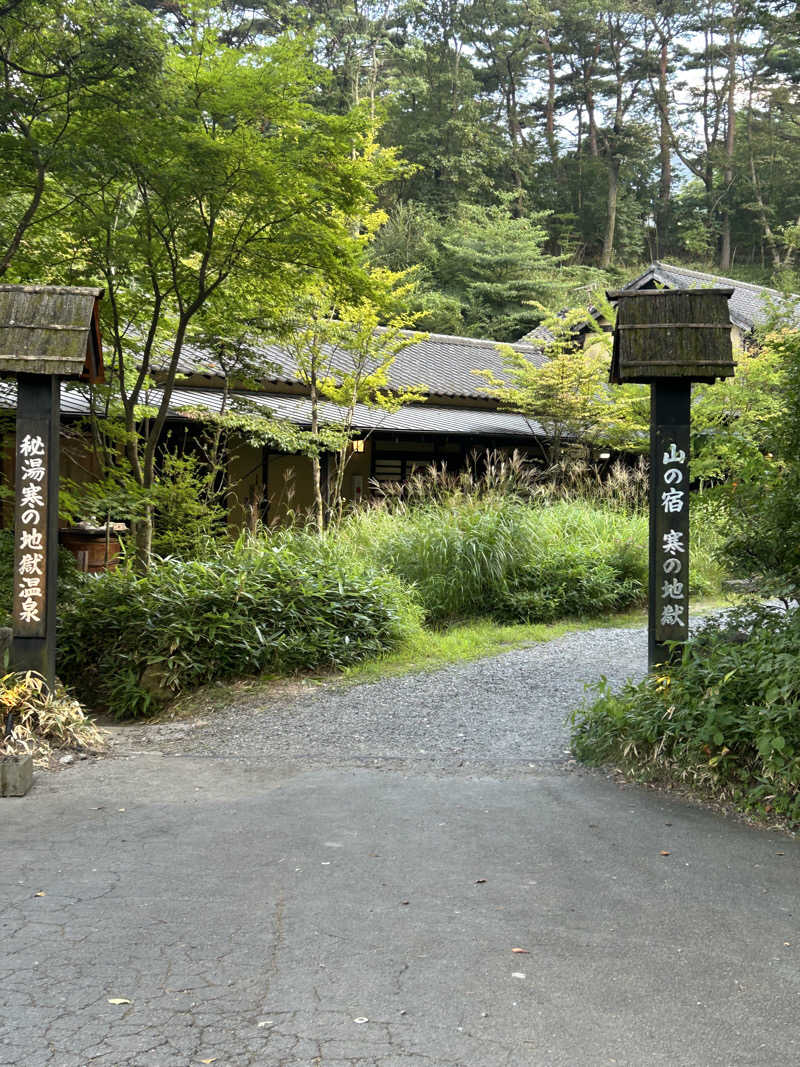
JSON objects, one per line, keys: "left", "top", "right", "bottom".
{"left": 13, "top": 430, "right": 48, "bottom": 636}
{"left": 655, "top": 431, "right": 689, "bottom": 644}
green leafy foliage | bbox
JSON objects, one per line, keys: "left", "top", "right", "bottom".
{"left": 57, "top": 533, "right": 422, "bottom": 718}
{"left": 691, "top": 334, "right": 786, "bottom": 485}
{"left": 60, "top": 449, "right": 229, "bottom": 562}
{"left": 714, "top": 329, "right": 800, "bottom": 587}
{"left": 571, "top": 604, "right": 800, "bottom": 825}
{"left": 477, "top": 299, "right": 649, "bottom": 462}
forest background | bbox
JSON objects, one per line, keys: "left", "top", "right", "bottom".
{"left": 2, "top": 0, "right": 800, "bottom": 345}
{"left": 241, "top": 0, "right": 800, "bottom": 340}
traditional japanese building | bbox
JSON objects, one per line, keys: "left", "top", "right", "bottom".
{"left": 1, "top": 262, "right": 797, "bottom": 532}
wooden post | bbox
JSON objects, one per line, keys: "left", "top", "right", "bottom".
{"left": 11, "top": 374, "right": 60, "bottom": 687}
{"left": 649, "top": 379, "right": 691, "bottom": 668}
{"left": 607, "top": 287, "right": 734, "bottom": 671}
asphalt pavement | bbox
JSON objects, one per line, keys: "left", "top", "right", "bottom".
{"left": 2, "top": 625, "right": 799, "bottom": 1067}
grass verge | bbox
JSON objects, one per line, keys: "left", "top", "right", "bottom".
{"left": 126, "top": 597, "right": 732, "bottom": 723}
{"left": 570, "top": 601, "right": 800, "bottom": 829}
{"left": 339, "top": 597, "right": 728, "bottom": 685}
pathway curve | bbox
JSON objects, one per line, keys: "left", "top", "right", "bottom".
{"left": 110, "top": 625, "right": 648, "bottom": 772}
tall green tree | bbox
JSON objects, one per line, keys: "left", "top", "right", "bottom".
{"left": 0, "top": 0, "right": 162, "bottom": 277}
{"left": 58, "top": 7, "right": 398, "bottom": 560}
{"left": 381, "top": 0, "right": 503, "bottom": 210}
{"left": 432, "top": 197, "right": 603, "bottom": 339}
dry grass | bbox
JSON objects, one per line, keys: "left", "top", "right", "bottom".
{"left": 0, "top": 671, "right": 107, "bottom": 766}
{"left": 371, "top": 449, "right": 649, "bottom": 513}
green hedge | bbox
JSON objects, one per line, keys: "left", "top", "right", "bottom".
{"left": 58, "top": 534, "right": 421, "bottom": 718}
{"left": 571, "top": 604, "right": 800, "bottom": 823}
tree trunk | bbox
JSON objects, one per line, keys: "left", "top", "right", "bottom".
{"left": 544, "top": 33, "right": 558, "bottom": 162}
{"left": 656, "top": 38, "right": 671, "bottom": 242}
{"left": 587, "top": 91, "right": 599, "bottom": 157}
{"left": 309, "top": 373, "right": 324, "bottom": 533}
{"left": 601, "top": 158, "right": 619, "bottom": 268}
{"left": 719, "top": 22, "right": 737, "bottom": 271}
{"left": 311, "top": 454, "right": 324, "bottom": 533}
{"left": 0, "top": 155, "right": 45, "bottom": 277}
{"left": 133, "top": 504, "right": 153, "bottom": 569}
{"left": 658, "top": 41, "right": 671, "bottom": 204}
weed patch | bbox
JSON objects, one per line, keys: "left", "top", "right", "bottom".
{"left": 342, "top": 497, "right": 721, "bottom": 625}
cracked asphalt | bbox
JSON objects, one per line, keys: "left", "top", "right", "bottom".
{"left": 3, "top": 624, "right": 800, "bottom": 1067}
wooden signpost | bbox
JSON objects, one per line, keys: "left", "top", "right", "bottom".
{"left": 607, "top": 288, "right": 736, "bottom": 668}
{"left": 0, "top": 284, "right": 104, "bottom": 687}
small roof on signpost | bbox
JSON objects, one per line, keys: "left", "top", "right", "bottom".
{"left": 606, "top": 287, "right": 735, "bottom": 385}
{"left": 0, "top": 284, "right": 104, "bottom": 382}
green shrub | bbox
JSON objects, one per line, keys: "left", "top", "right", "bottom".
{"left": 709, "top": 330, "right": 800, "bottom": 589}
{"left": 571, "top": 603, "right": 800, "bottom": 823}
{"left": 58, "top": 532, "right": 422, "bottom": 718}
{"left": 495, "top": 547, "right": 643, "bottom": 623}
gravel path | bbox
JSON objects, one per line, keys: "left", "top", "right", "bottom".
{"left": 109, "top": 624, "right": 650, "bottom": 773}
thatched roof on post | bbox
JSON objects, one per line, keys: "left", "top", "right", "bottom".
{"left": 0, "top": 284, "right": 104, "bottom": 381}
{"left": 607, "top": 287, "right": 736, "bottom": 385}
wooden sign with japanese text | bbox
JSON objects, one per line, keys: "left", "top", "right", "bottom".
{"left": 12, "top": 420, "right": 50, "bottom": 637}
{"left": 654, "top": 428, "right": 690, "bottom": 646}
{"left": 607, "top": 287, "right": 735, "bottom": 669}
{"left": 2, "top": 285, "right": 103, "bottom": 690}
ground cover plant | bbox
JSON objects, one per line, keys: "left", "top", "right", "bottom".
{"left": 571, "top": 603, "right": 800, "bottom": 825}
{"left": 58, "top": 533, "right": 421, "bottom": 718}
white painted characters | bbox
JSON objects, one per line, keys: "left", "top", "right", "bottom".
{"left": 659, "top": 441, "right": 689, "bottom": 633}
{"left": 16, "top": 433, "right": 46, "bottom": 626}
{"left": 660, "top": 603, "right": 685, "bottom": 627}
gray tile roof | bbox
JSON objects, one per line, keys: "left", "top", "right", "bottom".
{"left": 169, "top": 330, "right": 546, "bottom": 401}
{"left": 0, "top": 380, "right": 546, "bottom": 439}
{"left": 620, "top": 262, "right": 800, "bottom": 331}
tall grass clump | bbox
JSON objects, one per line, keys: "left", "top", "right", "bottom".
{"left": 378, "top": 450, "right": 649, "bottom": 514}
{"left": 341, "top": 494, "right": 651, "bottom": 624}
{"left": 341, "top": 453, "right": 722, "bottom": 624}
{"left": 59, "top": 532, "right": 422, "bottom": 718}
